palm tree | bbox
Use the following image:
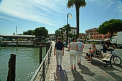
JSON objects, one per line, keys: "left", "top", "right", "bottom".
{"left": 67, "top": 0, "right": 86, "bottom": 39}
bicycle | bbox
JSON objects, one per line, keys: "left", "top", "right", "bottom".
{"left": 95, "top": 48, "right": 121, "bottom": 66}
{"left": 110, "top": 49, "right": 122, "bottom": 65}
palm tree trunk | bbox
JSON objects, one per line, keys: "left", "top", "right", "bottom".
{"left": 76, "top": 6, "right": 80, "bottom": 39}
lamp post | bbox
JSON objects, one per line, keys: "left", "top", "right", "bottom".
{"left": 66, "top": 13, "right": 72, "bottom": 46}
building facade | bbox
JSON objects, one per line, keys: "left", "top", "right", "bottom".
{"left": 85, "top": 28, "right": 111, "bottom": 40}
{"left": 55, "top": 27, "right": 77, "bottom": 40}
{"left": 48, "top": 34, "right": 55, "bottom": 41}
{"left": 69, "top": 27, "right": 77, "bottom": 35}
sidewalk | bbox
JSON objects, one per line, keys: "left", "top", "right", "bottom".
{"left": 46, "top": 44, "right": 122, "bottom": 81}
{"left": 45, "top": 41, "right": 56, "bottom": 81}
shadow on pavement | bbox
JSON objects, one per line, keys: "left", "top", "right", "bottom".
{"left": 72, "top": 70, "right": 86, "bottom": 81}
{"left": 91, "top": 59, "right": 122, "bottom": 81}
{"left": 55, "top": 67, "right": 68, "bottom": 81}
{"left": 114, "top": 64, "right": 122, "bottom": 69}
{"left": 78, "top": 63, "right": 95, "bottom": 76}
{"left": 91, "top": 59, "right": 122, "bottom": 72}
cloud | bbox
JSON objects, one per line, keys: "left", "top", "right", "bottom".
{"left": 0, "top": 14, "right": 17, "bottom": 22}
{"left": 0, "top": 0, "right": 67, "bottom": 26}
{"left": 33, "top": 0, "right": 67, "bottom": 14}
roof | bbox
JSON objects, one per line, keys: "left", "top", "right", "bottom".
{"left": 70, "top": 27, "right": 76, "bottom": 29}
{"left": 0, "top": 35, "right": 35, "bottom": 38}
{"left": 85, "top": 28, "right": 98, "bottom": 33}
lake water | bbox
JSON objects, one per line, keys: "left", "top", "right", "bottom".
{"left": 0, "top": 47, "right": 46, "bottom": 81}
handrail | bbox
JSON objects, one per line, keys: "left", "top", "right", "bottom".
{"left": 30, "top": 45, "right": 52, "bottom": 81}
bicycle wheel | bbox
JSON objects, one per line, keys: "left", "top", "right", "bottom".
{"left": 114, "top": 56, "right": 121, "bottom": 65}
{"left": 110, "top": 56, "right": 114, "bottom": 64}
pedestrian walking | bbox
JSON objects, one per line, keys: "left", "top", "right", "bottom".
{"left": 69, "top": 39, "right": 78, "bottom": 70}
{"left": 54, "top": 38, "right": 64, "bottom": 71}
{"left": 77, "top": 39, "right": 84, "bottom": 65}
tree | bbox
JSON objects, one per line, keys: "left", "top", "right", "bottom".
{"left": 23, "top": 30, "right": 34, "bottom": 35}
{"left": 55, "top": 27, "right": 66, "bottom": 41}
{"left": 98, "top": 19, "right": 122, "bottom": 39}
{"left": 35, "top": 27, "right": 48, "bottom": 38}
{"left": 67, "top": 0, "right": 86, "bottom": 39}
{"left": 55, "top": 30, "right": 61, "bottom": 39}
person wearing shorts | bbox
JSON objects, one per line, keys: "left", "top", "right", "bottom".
{"left": 77, "top": 40, "right": 84, "bottom": 65}
{"left": 54, "top": 38, "right": 64, "bottom": 70}
{"left": 69, "top": 39, "right": 78, "bottom": 70}
{"left": 87, "top": 43, "right": 96, "bottom": 61}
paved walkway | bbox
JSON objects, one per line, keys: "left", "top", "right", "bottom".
{"left": 45, "top": 42, "right": 56, "bottom": 81}
{"left": 46, "top": 43, "right": 122, "bottom": 81}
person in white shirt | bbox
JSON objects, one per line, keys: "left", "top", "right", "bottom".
{"left": 77, "top": 39, "right": 84, "bottom": 65}
{"left": 69, "top": 39, "right": 78, "bottom": 70}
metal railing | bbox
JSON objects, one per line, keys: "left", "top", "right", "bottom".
{"left": 30, "top": 45, "right": 52, "bottom": 81}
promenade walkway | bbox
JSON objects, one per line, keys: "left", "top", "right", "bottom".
{"left": 45, "top": 43, "right": 122, "bottom": 81}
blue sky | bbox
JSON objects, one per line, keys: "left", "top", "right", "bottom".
{"left": 0, "top": 0, "right": 122, "bottom": 35}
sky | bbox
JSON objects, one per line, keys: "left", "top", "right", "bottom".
{"left": 0, "top": 0, "right": 122, "bottom": 35}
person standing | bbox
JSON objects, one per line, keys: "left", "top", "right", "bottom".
{"left": 77, "top": 39, "right": 84, "bottom": 65}
{"left": 69, "top": 39, "right": 78, "bottom": 70}
{"left": 87, "top": 43, "right": 96, "bottom": 61}
{"left": 103, "top": 39, "right": 111, "bottom": 53}
{"left": 54, "top": 38, "right": 64, "bottom": 70}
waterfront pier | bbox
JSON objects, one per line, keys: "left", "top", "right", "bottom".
{"left": 30, "top": 42, "right": 122, "bottom": 81}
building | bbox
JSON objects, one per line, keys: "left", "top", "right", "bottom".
{"left": 69, "top": 27, "right": 77, "bottom": 35}
{"left": 0, "top": 35, "right": 35, "bottom": 46}
{"left": 85, "top": 28, "right": 111, "bottom": 40}
{"left": 79, "top": 33, "right": 87, "bottom": 39}
{"left": 55, "top": 27, "right": 77, "bottom": 40}
{"left": 48, "top": 34, "right": 55, "bottom": 41}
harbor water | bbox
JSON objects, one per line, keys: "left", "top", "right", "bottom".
{"left": 0, "top": 47, "right": 46, "bottom": 81}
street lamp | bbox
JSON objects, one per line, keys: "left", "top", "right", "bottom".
{"left": 66, "top": 13, "right": 72, "bottom": 46}
{"left": 67, "top": 13, "right": 72, "bottom": 25}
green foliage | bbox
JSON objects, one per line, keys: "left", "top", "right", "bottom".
{"left": 23, "top": 30, "right": 34, "bottom": 35}
{"left": 67, "top": 0, "right": 86, "bottom": 8}
{"left": 55, "top": 30, "right": 61, "bottom": 37}
{"left": 69, "top": 33, "right": 76, "bottom": 39}
{"left": 23, "top": 27, "right": 48, "bottom": 38}
{"left": 35, "top": 27, "right": 48, "bottom": 38}
{"left": 98, "top": 19, "right": 122, "bottom": 34}
{"left": 98, "top": 19, "right": 122, "bottom": 39}
{"left": 63, "top": 24, "right": 71, "bottom": 31}
{"left": 55, "top": 24, "right": 71, "bottom": 37}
